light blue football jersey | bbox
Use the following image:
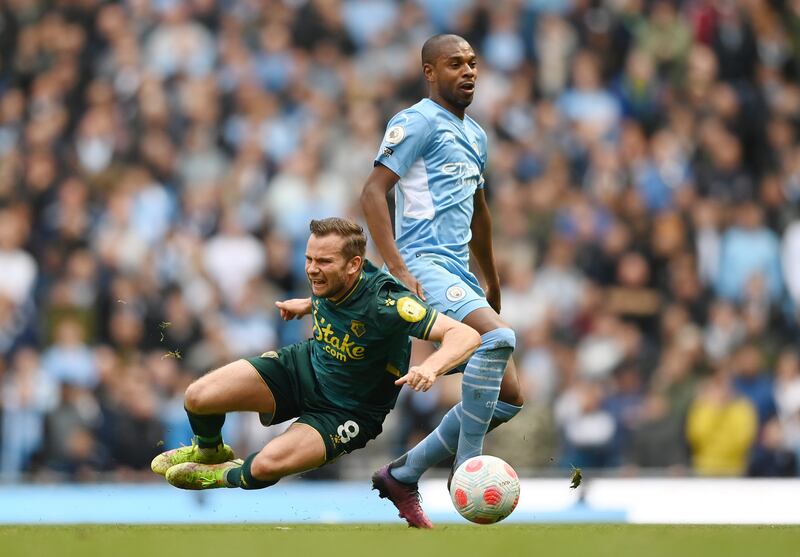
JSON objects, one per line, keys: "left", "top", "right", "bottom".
{"left": 374, "top": 98, "right": 488, "bottom": 269}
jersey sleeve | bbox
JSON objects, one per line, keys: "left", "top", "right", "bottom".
{"left": 374, "top": 110, "right": 432, "bottom": 178}
{"left": 375, "top": 282, "right": 438, "bottom": 341}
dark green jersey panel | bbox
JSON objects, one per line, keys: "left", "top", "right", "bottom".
{"left": 309, "top": 260, "right": 438, "bottom": 411}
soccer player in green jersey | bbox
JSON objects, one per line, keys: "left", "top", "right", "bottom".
{"left": 151, "top": 217, "right": 480, "bottom": 496}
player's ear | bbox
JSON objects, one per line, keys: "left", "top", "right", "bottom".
{"left": 347, "top": 255, "right": 363, "bottom": 275}
{"left": 423, "top": 62, "right": 436, "bottom": 83}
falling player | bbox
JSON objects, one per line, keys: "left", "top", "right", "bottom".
{"left": 151, "top": 218, "right": 480, "bottom": 493}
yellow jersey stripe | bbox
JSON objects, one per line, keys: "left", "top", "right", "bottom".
{"left": 421, "top": 308, "right": 437, "bottom": 340}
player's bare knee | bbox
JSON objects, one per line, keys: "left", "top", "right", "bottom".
{"left": 499, "top": 388, "right": 524, "bottom": 407}
{"left": 499, "top": 371, "right": 524, "bottom": 406}
{"left": 183, "top": 380, "right": 209, "bottom": 413}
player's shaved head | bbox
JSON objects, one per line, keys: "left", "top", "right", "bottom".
{"left": 421, "top": 33, "right": 476, "bottom": 117}
{"left": 421, "top": 34, "right": 470, "bottom": 66}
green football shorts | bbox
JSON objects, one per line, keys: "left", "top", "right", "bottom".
{"left": 244, "top": 340, "right": 387, "bottom": 463}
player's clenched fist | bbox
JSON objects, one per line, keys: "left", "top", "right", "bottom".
{"left": 396, "top": 365, "right": 437, "bottom": 392}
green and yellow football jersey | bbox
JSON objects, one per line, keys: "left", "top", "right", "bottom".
{"left": 309, "top": 260, "right": 438, "bottom": 412}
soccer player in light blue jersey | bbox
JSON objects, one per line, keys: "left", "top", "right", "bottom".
{"left": 361, "top": 34, "right": 524, "bottom": 528}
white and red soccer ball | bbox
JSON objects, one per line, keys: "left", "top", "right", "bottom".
{"left": 449, "top": 455, "right": 520, "bottom": 524}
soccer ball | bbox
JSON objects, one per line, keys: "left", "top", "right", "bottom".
{"left": 449, "top": 455, "right": 520, "bottom": 524}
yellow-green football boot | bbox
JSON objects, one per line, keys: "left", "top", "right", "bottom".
{"left": 151, "top": 438, "right": 235, "bottom": 476}
{"left": 165, "top": 459, "right": 243, "bottom": 490}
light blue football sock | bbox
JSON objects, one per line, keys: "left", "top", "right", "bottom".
{"left": 388, "top": 329, "right": 517, "bottom": 484}
{"left": 389, "top": 400, "right": 523, "bottom": 483}
{"left": 389, "top": 403, "right": 463, "bottom": 484}
{"left": 491, "top": 400, "right": 523, "bottom": 425}
{"left": 454, "top": 328, "right": 515, "bottom": 469}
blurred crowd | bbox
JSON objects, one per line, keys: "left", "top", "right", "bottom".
{"left": 1, "top": 0, "right": 800, "bottom": 482}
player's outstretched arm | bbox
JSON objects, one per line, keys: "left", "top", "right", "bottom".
{"left": 361, "top": 165, "right": 426, "bottom": 300}
{"left": 275, "top": 298, "right": 312, "bottom": 320}
{"left": 469, "top": 188, "right": 501, "bottom": 313}
{"left": 396, "top": 314, "right": 481, "bottom": 392}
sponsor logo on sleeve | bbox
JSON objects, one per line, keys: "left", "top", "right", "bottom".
{"left": 385, "top": 125, "right": 405, "bottom": 145}
{"left": 397, "top": 296, "right": 427, "bottom": 322}
{"left": 382, "top": 146, "right": 394, "bottom": 157}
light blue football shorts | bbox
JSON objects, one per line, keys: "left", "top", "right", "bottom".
{"left": 405, "top": 253, "right": 490, "bottom": 322}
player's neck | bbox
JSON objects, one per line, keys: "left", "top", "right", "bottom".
{"left": 327, "top": 271, "right": 363, "bottom": 304}
{"left": 428, "top": 95, "right": 465, "bottom": 120}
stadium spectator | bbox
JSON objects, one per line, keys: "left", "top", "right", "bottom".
{"left": 0, "top": 349, "right": 58, "bottom": 479}
{"left": 715, "top": 202, "right": 783, "bottom": 304}
{"left": 731, "top": 343, "right": 776, "bottom": 427}
{"left": 555, "top": 379, "right": 619, "bottom": 468}
{"left": 686, "top": 367, "right": 758, "bottom": 476}
{"left": 41, "top": 317, "right": 98, "bottom": 389}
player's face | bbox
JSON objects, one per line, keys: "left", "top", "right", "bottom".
{"left": 305, "top": 234, "right": 361, "bottom": 299}
{"left": 429, "top": 41, "right": 477, "bottom": 110}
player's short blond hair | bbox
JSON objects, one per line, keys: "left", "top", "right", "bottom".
{"left": 309, "top": 218, "right": 367, "bottom": 261}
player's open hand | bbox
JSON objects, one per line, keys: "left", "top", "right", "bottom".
{"left": 275, "top": 298, "right": 312, "bottom": 320}
{"left": 395, "top": 269, "right": 426, "bottom": 301}
{"left": 395, "top": 365, "right": 437, "bottom": 392}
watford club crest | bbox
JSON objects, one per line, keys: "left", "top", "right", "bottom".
{"left": 350, "top": 320, "right": 366, "bottom": 338}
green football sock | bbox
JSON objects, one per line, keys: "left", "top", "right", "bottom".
{"left": 225, "top": 452, "right": 278, "bottom": 490}
{"left": 186, "top": 408, "right": 226, "bottom": 448}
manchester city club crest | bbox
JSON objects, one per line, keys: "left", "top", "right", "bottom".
{"left": 350, "top": 320, "right": 366, "bottom": 337}
{"left": 446, "top": 285, "right": 466, "bottom": 302}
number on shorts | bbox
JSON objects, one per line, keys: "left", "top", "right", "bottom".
{"left": 336, "top": 420, "right": 360, "bottom": 443}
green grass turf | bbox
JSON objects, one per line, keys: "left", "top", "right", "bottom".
{"left": 1, "top": 524, "right": 798, "bottom": 557}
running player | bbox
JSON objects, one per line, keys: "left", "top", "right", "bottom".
{"left": 151, "top": 218, "right": 480, "bottom": 500}
{"left": 361, "top": 34, "right": 524, "bottom": 528}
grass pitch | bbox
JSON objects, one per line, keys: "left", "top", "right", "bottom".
{"left": 2, "top": 524, "right": 798, "bottom": 557}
